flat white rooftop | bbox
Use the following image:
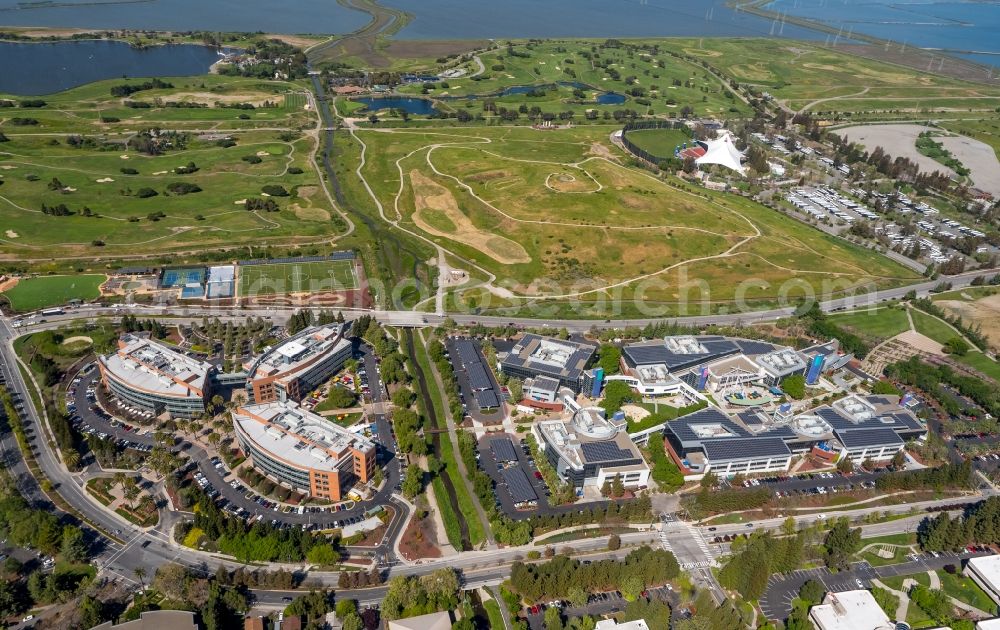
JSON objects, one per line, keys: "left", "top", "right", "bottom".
{"left": 809, "top": 590, "right": 893, "bottom": 630}
{"left": 235, "top": 401, "right": 373, "bottom": 473}
{"left": 967, "top": 554, "right": 1000, "bottom": 599}
{"left": 101, "top": 335, "right": 211, "bottom": 399}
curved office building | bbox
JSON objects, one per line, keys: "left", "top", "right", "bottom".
{"left": 234, "top": 401, "right": 375, "bottom": 501}
{"left": 244, "top": 325, "right": 353, "bottom": 403}
{"left": 98, "top": 334, "right": 212, "bottom": 419}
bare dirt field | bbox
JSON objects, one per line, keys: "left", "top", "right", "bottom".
{"left": 409, "top": 170, "right": 530, "bottom": 265}
{"left": 838, "top": 124, "right": 954, "bottom": 176}
{"left": 937, "top": 134, "right": 1000, "bottom": 198}
{"left": 937, "top": 295, "right": 1000, "bottom": 350}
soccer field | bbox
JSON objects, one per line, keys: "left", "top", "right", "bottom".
{"left": 1, "top": 274, "right": 105, "bottom": 311}
{"left": 238, "top": 261, "right": 357, "bottom": 296}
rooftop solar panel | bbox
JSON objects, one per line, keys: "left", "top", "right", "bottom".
{"left": 491, "top": 438, "right": 518, "bottom": 463}
{"left": 734, "top": 339, "right": 778, "bottom": 356}
{"left": 835, "top": 427, "right": 904, "bottom": 448}
{"left": 580, "top": 441, "right": 634, "bottom": 464}
{"left": 702, "top": 437, "right": 791, "bottom": 461}
{"left": 502, "top": 467, "right": 537, "bottom": 504}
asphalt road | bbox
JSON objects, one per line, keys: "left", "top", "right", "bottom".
{"left": 8, "top": 265, "right": 998, "bottom": 335}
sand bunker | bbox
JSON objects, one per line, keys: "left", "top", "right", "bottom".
{"left": 234, "top": 199, "right": 247, "bottom": 205}
{"left": 5, "top": 230, "right": 18, "bottom": 238}
{"left": 409, "top": 169, "right": 530, "bottom": 265}
{"left": 96, "top": 177, "right": 114, "bottom": 183}
{"left": 61, "top": 335, "right": 93, "bottom": 346}
{"left": 256, "top": 150, "right": 270, "bottom": 157}
{"left": 152, "top": 170, "right": 168, "bottom": 175}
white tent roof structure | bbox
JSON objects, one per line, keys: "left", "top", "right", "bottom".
{"left": 695, "top": 131, "right": 746, "bottom": 175}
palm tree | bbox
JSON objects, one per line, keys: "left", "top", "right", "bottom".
{"left": 63, "top": 448, "right": 81, "bottom": 471}
{"left": 123, "top": 485, "right": 140, "bottom": 512}
{"left": 113, "top": 472, "right": 128, "bottom": 493}
{"left": 134, "top": 567, "right": 146, "bottom": 591}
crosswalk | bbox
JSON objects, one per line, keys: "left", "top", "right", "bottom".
{"left": 659, "top": 515, "right": 719, "bottom": 569}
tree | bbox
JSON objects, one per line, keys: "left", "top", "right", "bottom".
{"left": 891, "top": 450, "right": 907, "bottom": 469}
{"left": 620, "top": 574, "right": 644, "bottom": 601}
{"left": 60, "top": 526, "right": 89, "bottom": 563}
{"left": 799, "top": 579, "right": 824, "bottom": 604}
{"left": 836, "top": 456, "right": 854, "bottom": 474}
{"left": 507, "top": 377, "right": 523, "bottom": 402}
{"left": 134, "top": 567, "right": 147, "bottom": 591}
{"left": 306, "top": 542, "right": 337, "bottom": 566}
{"left": 608, "top": 533, "right": 621, "bottom": 551}
{"left": 401, "top": 465, "right": 424, "bottom": 499}
{"left": 543, "top": 605, "right": 564, "bottom": 630}
{"left": 567, "top": 585, "right": 588, "bottom": 608}
{"left": 700, "top": 471, "right": 718, "bottom": 490}
{"left": 945, "top": 337, "right": 970, "bottom": 356}
{"left": 823, "top": 520, "right": 861, "bottom": 570}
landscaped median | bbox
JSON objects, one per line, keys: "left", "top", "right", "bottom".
{"left": 85, "top": 476, "right": 159, "bottom": 528}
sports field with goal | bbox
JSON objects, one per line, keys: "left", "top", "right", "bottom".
{"left": 238, "top": 260, "right": 357, "bottom": 296}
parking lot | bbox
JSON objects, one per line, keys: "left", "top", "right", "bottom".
{"left": 759, "top": 548, "right": 991, "bottom": 621}
{"left": 445, "top": 336, "right": 504, "bottom": 423}
{"left": 522, "top": 585, "right": 678, "bottom": 629}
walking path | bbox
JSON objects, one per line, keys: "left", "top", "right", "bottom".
{"left": 419, "top": 329, "right": 495, "bottom": 548}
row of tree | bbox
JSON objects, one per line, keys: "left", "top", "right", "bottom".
{"left": 509, "top": 547, "right": 679, "bottom": 604}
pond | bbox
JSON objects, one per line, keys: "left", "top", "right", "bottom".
{"left": 355, "top": 96, "right": 437, "bottom": 115}
{"left": 0, "top": 40, "right": 223, "bottom": 95}
{"left": 596, "top": 92, "right": 626, "bottom": 105}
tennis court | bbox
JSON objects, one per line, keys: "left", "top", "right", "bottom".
{"left": 160, "top": 267, "right": 206, "bottom": 289}
{"left": 238, "top": 260, "right": 357, "bottom": 296}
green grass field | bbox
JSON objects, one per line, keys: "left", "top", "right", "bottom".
{"left": 238, "top": 260, "right": 357, "bottom": 296}
{"left": 937, "top": 570, "right": 997, "bottom": 614}
{"left": 0, "top": 74, "right": 345, "bottom": 260}
{"left": 955, "top": 352, "right": 1000, "bottom": 382}
{"left": 344, "top": 123, "right": 920, "bottom": 317}
{"left": 829, "top": 307, "right": 910, "bottom": 340}
{"left": 910, "top": 309, "right": 962, "bottom": 345}
{"left": 393, "top": 39, "right": 750, "bottom": 121}
{"left": 1, "top": 274, "right": 105, "bottom": 311}
{"left": 623, "top": 128, "right": 693, "bottom": 160}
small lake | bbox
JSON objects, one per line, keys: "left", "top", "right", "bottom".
{"left": 0, "top": 40, "right": 223, "bottom": 95}
{"left": 355, "top": 96, "right": 437, "bottom": 115}
{"left": 596, "top": 92, "right": 626, "bottom": 105}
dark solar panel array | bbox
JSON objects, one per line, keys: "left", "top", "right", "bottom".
{"left": 475, "top": 389, "right": 499, "bottom": 410}
{"left": 869, "top": 396, "right": 892, "bottom": 405}
{"left": 502, "top": 467, "right": 538, "bottom": 503}
{"left": 835, "top": 427, "right": 904, "bottom": 448}
{"left": 702, "top": 437, "right": 791, "bottom": 461}
{"left": 621, "top": 336, "right": 740, "bottom": 371}
{"left": 467, "top": 363, "right": 492, "bottom": 390}
{"left": 580, "top": 441, "right": 633, "bottom": 463}
{"left": 455, "top": 340, "right": 481, "bottom": 368}
{"left": 491, "top": 438, "right": 518, "bottom": 463}
{"left": 733, "top": 339, "right": 778, "bottom": 356}
{"left": 665, "top": 408, "right": 751, "bottom": 444}
{"left": 238, "top": 252, "right": 354, "bottom": 266}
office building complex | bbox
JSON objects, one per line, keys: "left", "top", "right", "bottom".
{"left": 98, "top": 334, "right": 213, "bottom": 418}
{"left": 533, "top": 406, "right": 649, "bottom": 488}
{"left": 233, "top": 401, "right": 376, "bottom": 501}
{"left": 244, "top": 326, "right": 353, "bottom": 403}
{"left": 500, "top": 334, "right": 597, "bottom": 393}
{"left": 662, "top": 395, "right": 924, "bottom": 478}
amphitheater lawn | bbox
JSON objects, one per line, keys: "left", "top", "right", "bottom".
{"left": 238, "top": 260, "right": 357, "bottom": 296}
{"left": 1, "top": 274, "right": 105, "bottom": 311}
